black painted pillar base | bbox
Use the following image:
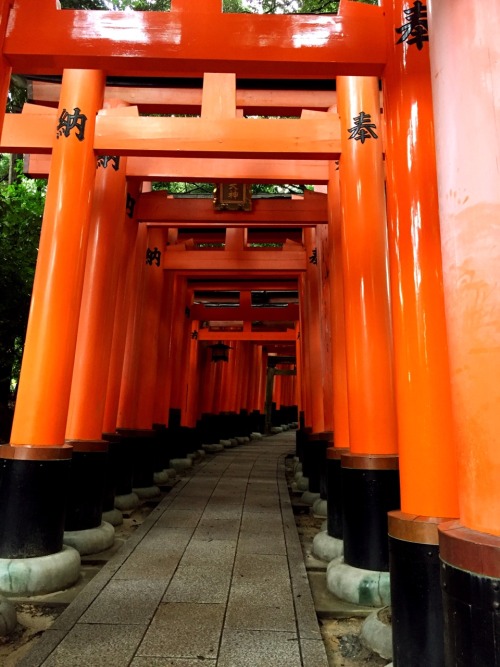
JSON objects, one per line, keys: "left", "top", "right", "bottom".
{"left": 439, "top": 521, "right": 500, "bottom": 667}
{"left": 327, "top": 447, "right": 348, "bottom": 539}
{"left": 303, "top": 431, "right": 332, "bottom": 494}
{"left": 389, "top": 511, "right": 450, "bottom": 667}
{"left": 341, "top": 453, "right": 400, "bottom": 571}
{"left": 64, "top": 440, "right": 108, "bottom": 532}
{"left": 117, "top": 428, "right": 156, "bottom": 489}
{"left": 0, "top": 444, "right": 73, "bottom": 558}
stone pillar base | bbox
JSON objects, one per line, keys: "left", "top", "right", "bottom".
{"left": 63, "top": 521, "right": 115, "bottom": 556}
{"left": 0, "top": 545, "right": 80, "bottom": 596}
{"left": 326, "top": 558, "right": 391, "bottom": 607}
{"left": 114, "top": 492, "right": 140, "bottom": 512}
{"left": 312, "top": 531, "right": 344, "bottom": 562}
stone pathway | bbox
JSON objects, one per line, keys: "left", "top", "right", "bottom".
{"left": 19, "top": 432, "right": 328, "bottom": 667}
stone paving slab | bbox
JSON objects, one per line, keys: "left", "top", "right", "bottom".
{"left": 18, "top": 432, "right": 328, "bottom": 667}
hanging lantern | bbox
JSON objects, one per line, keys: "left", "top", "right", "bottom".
{"left": 209, "top": 341, "right": 232, "bottom": 363}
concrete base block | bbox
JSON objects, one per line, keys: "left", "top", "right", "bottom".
{"left": 313, "top": 498, "right": 328, "bottom": 517}
{"left": 312, "top": 531, "right": 344, "bottom": 562}
{"left": 321, "top": 519, "right": 328, "bottom": 532}
{"left": 114, "top": 491, "right": 140, "bottom": 511}
{"left": 297, "top": 475, "right": 309, "bottom": 492}
{"left": 301, "top": 490, "right": 320, "bottom": 506}
{"left": 196, "top": 450, "right": 206, "bottom": 459}
{"left": 326, "top": 558, "right": 391, "bottom": 607}
{"left": 0, "top": 546, "right": 80, "bottom": 596}
{"left": 0, "top": 596, "right": 16, "bottom": 636}
{"left": 153, "top": 470, "right": 171, "bottom": 485}
{"left": 63, "top": 521, "right": 115, "bottom": 556}
{"left": 280, "top": 424, "right": 289, "bottom": 431}
{"left": 220, "top": 439, "right": 235, "bottom": 448}
{"left": 250, "top": 432, "right": 263, "bottom": 440}
{"left": 293, "top": 461, "right": 303, "bottom": 474}
{"left": 235, "top": 436, "right": 250, "bottom": 445}
{"left": 102, "top": 508, "right": 123, "bottom": 527}
{"left": 187, "top": 452, "right": 197, "bottom": 461}
{"left": 170, "top": 458, "right": 193, "bottom": 472}
{"left": 270, "top": 426, "right": 283, "bottom": 433}
{"left": 202, "top": 443, "right": 224, "bottom": 453}
{"left": 360, "top": 607, "right": 393, "bottom": 661}
{"left": 294, "top": 470, "right": 303, "bottom": 481}
{"left": 133, "top": 485, "right": 161, "bottom": 500}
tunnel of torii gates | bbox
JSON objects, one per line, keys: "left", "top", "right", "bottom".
{"left": 0, "top": 0, "right": 497, "bottom": 665}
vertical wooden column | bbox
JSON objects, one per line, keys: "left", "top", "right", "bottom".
{"left": 382, "top": 1, "right": 459, "bottom": 663}
{"left": 66, "top": 104, "right": 132, "bottom": 443}
{"left": 152, "top": 268, "right": 176, "bottom": 427}
{"left": 327, "top": 161, "right": 350, "bottom": 450}
{"left": 428, "top": 2, "right": 500, "bottom": 664}
{"left": 316, "top": 220, "right": 334, "bottom": 432}
{"left": 0, "top": 0, "right": 12, "bottom": 141}
{"left": 302, "top": 227, "right": 325, "bottom": 433}
{"left": 102, "top": 181, "right": 142, "bottom": 435}
{"left": 0, "top": 69, "right": 104, "bottom": 562}
{"left": 116, "top": 224, "right": 165, "bottom": 492}
{"left": 184, "top": 320, "right": 201, "bottom": 428}
{"left": 336, "top": 76, "right": 399, "bottom": 573}
{"left": 64, "top": 103, "right": 133, "bottom": 534}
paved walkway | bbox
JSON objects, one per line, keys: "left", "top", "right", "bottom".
{"left": 20, "top": 432, "right": 329, "bottom": 667}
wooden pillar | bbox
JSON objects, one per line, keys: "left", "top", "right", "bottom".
{"left": 316, "top": 220, "right": 334, "bottom": 432}
{"left": 64, "top": 103, "right": 132, "bottom": 534}
{"left": 428, "top": 2, "right": 500, "bottom": 664}
{"left": 102, "top": 181, "right": 141, "bottom": 434}
{"left": 184, "top": 320, "right": 201, "bottom": 427}
{"left": 382, "top": 1, "right": 460, "bottom": 663}
{"left": 66, "top": 104, "right": 131, "bottom": 444}
{"left": 302, "top": 227, "right": 325, "bottom": 433}
{"left": 0, "top": 69, "right": 104, "bottom": 561}
{"left": 327, "top": 161, "right": 350, "bottom": 449}
{"left": 0, "top": 0, "right": 12, "bottom": 140}
{"left": 337, "top": 75, "right": 399, "bottom": 573}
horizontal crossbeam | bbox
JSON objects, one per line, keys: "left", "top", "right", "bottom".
{"left": 197, "top": 329, "right": 297, "bottom": 341}
{"left": 137, "top": 191, "right": 327, "bottom": 226}
{"left": 5, "top": 1, "right": 387, "bottom": 78}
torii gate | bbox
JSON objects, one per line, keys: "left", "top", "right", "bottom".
{"left": 0, "top": 2, "right": 497, "bottom": 667}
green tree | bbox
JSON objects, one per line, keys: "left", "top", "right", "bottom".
{"left": 0, "top": 158, "right": 45, "bottom": 440}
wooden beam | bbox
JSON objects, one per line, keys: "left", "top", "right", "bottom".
{"left": 163, "top": 249, "right": 307, "bottom": 273}
{"left": 29, "top": 80, "right": 338, "bottom": 116}
{"left": 94, "top": 116, "right": 341, "bottom": 159}
{"left": 190, "top": 304, "right": 299, "bottom": 321}
{"left": 188, "top": 279, "right": 298, "bottom": 291}
{"left": 24, "top": 152, "right": 330, "bottom": 184}
{"left": 197, "top": 330, "right": 297, "bottom": 341}
{"left": 3, "top": 112, "right": 340, "bottom": 159}
{"left": 5, "top": 1, "right": 387, "bottom": 78}
{"left": 137, "top": 191, "right": 327, "bottom": 225}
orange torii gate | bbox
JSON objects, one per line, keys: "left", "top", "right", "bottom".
{"left": 0, "top": 2, "right": 497, "bottom": 666}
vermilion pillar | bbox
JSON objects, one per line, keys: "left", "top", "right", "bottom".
{"left": 428, "top": 2, "right": 500, "bottom": 664}
{"left": 0, "top": 69, "right": 104, "bottom": 564}
{"left": 118, "top": 224, "right": 165, "bottom": 479}
{"left": 0, "top": 0, "right": 12, "bottom": 141}
{"left": 102, "top": 181, "right": 142, "bottom": 435}
{"left": 302, "top": 227, "right": 325, "bottom": 433}
{"left": 336, "top": 76, "right": 399, "bottom": 573}
{"left": 382, "top": 1, "right": 459, "bottom": 663}
{"left": 326, "top": 159, "right": 350, "bottom": 542}
{"left": 65, "top": 103, "right": 131, "bottom": 535}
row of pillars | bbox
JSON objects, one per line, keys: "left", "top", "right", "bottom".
{"left": 293, "top": 4, "right": 500, "bottom": 666}
{"left": 0, "top": 66, "right": 299, "bottom": 563}
{"left": 0, "top": 1, "right": 497, "bottom": 665}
